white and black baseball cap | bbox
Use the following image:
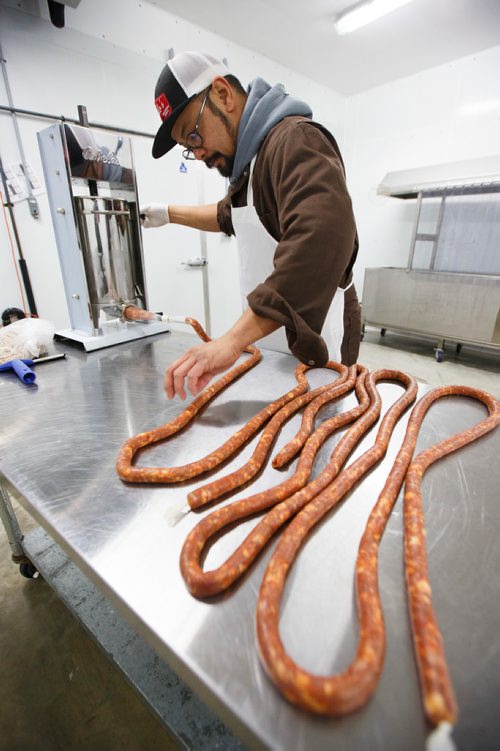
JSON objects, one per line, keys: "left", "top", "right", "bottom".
{"left": 152, "top": 51, "right": 230, "bottom": 159}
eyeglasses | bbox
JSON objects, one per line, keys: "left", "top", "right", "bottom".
{"left": 182, "top": 88, "right": 210, "bottom": 160}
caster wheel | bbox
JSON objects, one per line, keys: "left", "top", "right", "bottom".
{"left": 19, "top": 562, "right": 38, "bottom": 579}
{"left": 380, "top": 328, "right": 386, "bottom": 337}
{"left": 435, "top": 349, "right": 443, "bottom": 363}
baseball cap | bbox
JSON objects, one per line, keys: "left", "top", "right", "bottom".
{"left": 152, "top": 51, "right": 230, "bottom": 159}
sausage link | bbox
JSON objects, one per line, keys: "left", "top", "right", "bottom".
{"left": 187, "top": 362, "right": 353, "bottom": 509}
{"left": 122, "top": 305, "right": 160, "bottom": 322}
{"left": 116, "top": 317, "right": 313, "bottom": 487}
{"left": 180, "top": 369, "right": 416, "bottom": 598}
{"left": 180, "top": 367, "right": 368, "bottom": 595}
{"left": 184, "top": 317, "right": 212, "bottom": 342}
{"left": 116, "top": 317, "right": 499, "bottom": 729}
{"left": 272, "top": 362, "right": 362, "bottom": 469}
{"left": 270, "top": 362, "right": 355, "bottom": 469}
{"left": 256, "top": 382, "right": 499, "bottom": 721}
{"left": 256, "top": 369, "right": 419, "bottom": 714}
{"left": 404, "top": 386, "right": 500, "bottom": 726}
{"left": 115, "top": 342, "right": 262, "bottom": 482}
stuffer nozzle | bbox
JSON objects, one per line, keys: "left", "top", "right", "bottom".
{"left": 122, "top": 304, "right": 161, "bottom": 323}
{"left": 121, "top": 305, "right": 186, "bottom": 325}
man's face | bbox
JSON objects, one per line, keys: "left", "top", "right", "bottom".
{"left": 172, "top": 88, "right": 237, "bottom": 178}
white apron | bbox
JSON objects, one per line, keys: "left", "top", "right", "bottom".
{"left": 231, "top": 158, "right": 352, "bottom": 364}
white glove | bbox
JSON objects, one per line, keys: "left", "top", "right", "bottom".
{"left": 140, "top": 203, "right": 170, "bottom": 228}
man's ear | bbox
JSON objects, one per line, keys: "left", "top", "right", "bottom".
{"left": 211, "top": 76, "right": 235, "bottom": 112}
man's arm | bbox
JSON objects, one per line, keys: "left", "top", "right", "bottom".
{"left": 141, "top": 202, "right": 220, "bottom": 232}
{"left": 164, "top": 308, "right": 280, "bottom": 399}
{"left": 168, "top": 203, "right": 220, "bottom": 232}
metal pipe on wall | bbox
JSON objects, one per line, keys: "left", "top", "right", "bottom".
{"left": 0, "top": 104, "right": 155, "bottom": 140}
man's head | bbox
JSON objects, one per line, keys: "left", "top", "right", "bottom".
{"left": 152, "top": 51, "right": 247, "bottom": 177}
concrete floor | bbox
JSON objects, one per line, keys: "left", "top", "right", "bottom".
{"left": 1, "top": 331, "right": 498, "bottom": 750}
{"left": 0, "top": 494, "right": 180, "bottom": 751}
{"left": 359, "top": 327, "right": 500, "bottom": 398}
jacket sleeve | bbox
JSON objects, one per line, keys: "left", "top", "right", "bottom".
{"left": 247, "top": 121, "right": 357, "bottom": 366}
{"left": 216, "top": 192, "right": 234, "bottom": 236}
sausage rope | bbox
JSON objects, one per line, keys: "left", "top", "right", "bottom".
{"left": 180, "top": 368, "right": 418, "bottom": 598}
{"left": 256, "top": 385, "right": 499, "bottom": 731}
{"left": 116, "top": 314, "right": 500, "bottom": 740}
{"left": 180, "top": 365, "right": 369, "bottom": 595}
{"left": 117, "top": 315, "right": 316, "bottom": 488}
{"left": 116, "top": 314, "right": 350, "bottom": 508}
{"left": 187, "top": 361, "right": 354, "bottom": 509}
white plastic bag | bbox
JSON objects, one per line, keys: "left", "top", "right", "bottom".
{"left": 0, "top": 318, "right": 56, "bottom": 364}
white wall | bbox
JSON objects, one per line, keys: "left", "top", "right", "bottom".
{"left": 0, "top": 0, "right": 345, "bottom": 332}
{"left": 342, "top": 45, "right": 500, "bottom": 297}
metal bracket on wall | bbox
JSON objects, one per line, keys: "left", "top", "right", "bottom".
{"left": 0, "top": 43, "right": 39, "bottom": 218}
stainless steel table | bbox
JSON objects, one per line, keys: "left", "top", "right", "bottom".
{"left": 1, "top": 331, "right": 499, "bottom": 750}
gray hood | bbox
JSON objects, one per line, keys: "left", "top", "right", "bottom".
{"left": 230, "top": 77, "right": 312, "bottom": 184}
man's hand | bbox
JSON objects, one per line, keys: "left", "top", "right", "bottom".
{"left": 164, "top": 309, "right": 281, "bottom": 400}
{"left": 164, "top": 335, "right": 242, "bottom": 400}
{"left": 140, "top": 203, "right": 170, "bottom": 228}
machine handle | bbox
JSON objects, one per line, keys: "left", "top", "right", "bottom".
{"left": 80, "top": 209, "right": 131, "bottom": 216}
{"left": 182, "top": 258, "right": 208, "bottom": 267}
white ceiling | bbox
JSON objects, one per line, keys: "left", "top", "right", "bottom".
{"left": 155, "top": 0, "right": 500, "bottom": 95}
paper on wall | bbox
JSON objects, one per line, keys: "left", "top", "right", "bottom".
{"left": 0, "top": 162, "right": 45, "bottom": 203}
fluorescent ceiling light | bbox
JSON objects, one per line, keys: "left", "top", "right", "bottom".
{"left": 334, "top": 0, "right": 414, "bottom": 35}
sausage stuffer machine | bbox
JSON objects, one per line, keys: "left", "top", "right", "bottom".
{"left": 37, "top": 122, "right": 169, "bottom": 350}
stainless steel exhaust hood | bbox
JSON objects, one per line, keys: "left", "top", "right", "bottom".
{"left": 378, "top": 155, "right": 500, "bottom": 198}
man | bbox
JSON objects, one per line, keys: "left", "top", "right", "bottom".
{"left": 142, "top": 51, "right": 361, "bottom": 400}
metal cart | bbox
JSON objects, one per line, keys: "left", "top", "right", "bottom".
{"left": 363, "top": 157, "right": 500, "bottom": 361}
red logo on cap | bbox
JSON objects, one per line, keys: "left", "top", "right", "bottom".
{"left": 155, "top": 93, "right": 172, "bottom": 121}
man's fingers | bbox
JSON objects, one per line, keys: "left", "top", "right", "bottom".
{"left": 186, "top": 360, "right": 212, "bottom": 396}
{"left": 163, "top": 339, "right": 241, "bottom": 400}
{"left": 164, "top": 354, "right": 195, "bottom": 399}
{"left": 173, "top": 356, "right": 198, "bottom": 400}
{"left": 164, "top": 356, "right": 183, "bottom": 399}
{"left": 164, "top": 354, "right": 212, "bottom": 400}
{"left": 192, "top": 372, "right": 213, "bottom": 395}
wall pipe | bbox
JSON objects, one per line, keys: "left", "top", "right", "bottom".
{"left": 0, "top": 104, "right": 155, "bottom": 140}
